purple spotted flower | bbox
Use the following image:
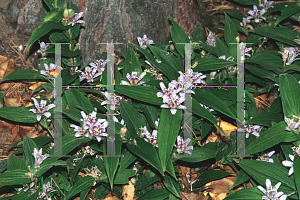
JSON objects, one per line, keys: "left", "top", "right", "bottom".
{"left": 137, "top": 34, "right": 154, "bottom": 49}
{"left": 174, "top": 136, "right": 193, "bottom": 155}
{"left": 78, "top": 66, "right": 101, "bottom": 82}
{"left": 67, "top": 10, "right": 85, "bottom": 26}
{"left": 247, "top": 5, "right": 266, "bottom": 23}
{"left": 32, "top": 148, "right": 49, "bottom": 168}
{"left": 121, "top": 71, "right": 147, "bottom": 86}
{"left": 29, "top": 97, "right": 55, "bottom": 121}
{"left": 40, "top": 63, "right": 57, "bottom": 79}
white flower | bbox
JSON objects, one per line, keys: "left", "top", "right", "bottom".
{"left": 77, "top": 66, "right": 101, "bottom": 82}
{"left": 139, "top": 126, "right": 158, "bottom": 147}
{"left": 240, "top": 42, "right": 252, "bottom": 60}
{"left": 206, "top": 31, "right": 216, "bottom": 47}
{"left": 67, "top": 10, "right": 85, "bottom": 26}
{"left": 89, "top": 59, "right": 109, "bottom": 74}
{"left": 247, "top": 5, "right": 266, "bottom": 23}
{"left": 279, "top": 47, "right": 300, "bottom": 65}
{"left": 292, "top": 144, "right": 300, "bottom": 156}
{"left": 260, "top": 0, "right": 274, "bottom": 11}
{"left": 240, "top": 17, "right": 251, "bottom": 29}
{"left": 101, "top": 92, "right": 122, "bottom": 110}
{"left": 29, "top": 97, "right": 55, "bottom": 121}
{"left": 137, "top": 34, "right": 154, "bottom": 49}
{"left": 157, "top": 82, "right": 186, "bottom": 115}
{"left": 245, "top": 123, "right": 262, "bottom": 138}
{"left": 71, "top": 111, "right": 108, "bottom": 142}
{"left": 284, "top": 116, "right": 300, "bottom": 132}
{"left": 90, "top": 118, "right": 109, "bottom": 142}
{"left": 70, "top": 124, "right": 89, "bottom": 138}
{"left": 282, "top": 154, "right": 294, "bottom": 176}
{"left": 121, "top": 71, "right": 147, "bottom": 86}
{"left": 257, "top": 179, "right": 287, "bottom": 200}
{"left": 160, "top": 92, "right": 186, "bottom": 115}
{"left": 32, "top": 148, "right": 49, "bottom": 168}
{"left": 257, "top": 151, "right": 275, "bottom": 163}
{"left": 40, "top": 63, "right": 57, "bottom": 79}
{"left": 174, "top": 136, "right": 193, "bottom": 155}
{"left": 37, "top": 42, "right": 49, "bottom": 58}
{"left": 37, "top": 181, "right": 56, "bottom": 200}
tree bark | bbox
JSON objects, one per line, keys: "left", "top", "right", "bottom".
{"left": 6, "top": 0, "right": 209, "bottom": 66}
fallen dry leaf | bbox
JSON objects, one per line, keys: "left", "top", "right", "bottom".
{"left": 215, "top": 119, "right": 236, "bottom": 137}
{"left": 122, "top": 181, "right": 135, "bottom": 200}
{"left": 181, "top": 191, "right": 210, "bottom": 200}
{"left": 0, "top": 55, "right": 16, "bottom": 90}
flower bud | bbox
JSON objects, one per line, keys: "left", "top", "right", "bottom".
{"left": 130, "top": 177, "right": 136, "bottom": 185}
{"left": 170, "top": 44, "right": 175, "bottom": 50}
{"left": 69, "top": 10, "right": 75, "bottom": 18}
{"left": 63, "top": 8, "right": 69, "bottom": 18}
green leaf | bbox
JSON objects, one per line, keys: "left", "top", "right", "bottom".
{"left": 94, "top": 184, "right": 111, "bottom": 199}
{"left": 165, "top": 157, "right": 176, "bottom": 179}
{"left": 48, "top": 134, "right": 92, "bottom": 158}
{"left": 279, "top": 74, "right": 300, "bottom": 117}
{"left": 169, "top": 15, "right": 190, "bottom": 58}
{"left": 193, "top": 57, "right": 235, "bottom": 71}
{"left": 158, "top": 109, "right": 182, "bottom": 172}
{"left": 0, "top": 170, "right": 32, "bottom": 187}
{"left": 245, "top": 121, "right": 300, "bottom": 155}
{"left": 176, "top": 147, "right": 215, "bottom": 163}
{"left": 49, "top": 32, "right": 69, "bottom": 43}
{"left": 294, "top": 155, "right": 300, "bottom": 200}
{"left": 163, "top": 174, "right": 181, "bottom": 198}
{"left": 64, "top": 88, "right": 94, "bottom": 113}
{"left": 65, "top": 176, "right": 95, "bottom": 200}
{"left": 232, "top": 169, "right": 250, "bottom": 188}
{"left": 0, "top": 69, "right": 47, "bottom": 82}
{"left": 224, "top": 187, "right": 263, "bottom": 200}
{"left": 0, "top": 159, "right": 7, "bottom": 173}
{"left": 224, "top": 13, "right": 238, "bottom": 45}
{"left": 0, "top": 107, "right": 37, "bottom": 123}
{"left": 124, "top": 45, "right": 142, "bottom": 76}
{"left": 103, "top": 135, "right": 122, "bottom": 189}
{"left": 127, "top": 137, "right": 164, "bottom": 176}
{"left": 193, "top": 170, "right": 234, "bottom": 188}
{"left": 35, "top": 159, "right": 68, "bottom": 177}
{"left": 139, "top": 103, "right": 158, "bottom": 129}
{"left": 239, "top": 159, "right": 296, "bottom": 194}
{"left": 215, "top": 36, "right": 227, "bottom": 56}
{"left": 193, "top": 25, "right": 204, "bottom": 42}
{"left": 245, "top": 112, "right": 282, "bottom": 127}
{"left": 120, "top": 100, "right": 147, "bottom": 138}
{"left": 119, "top": 150, "right": 136, "bottom": 173}
{"left": 194, "top": 89, "right": 236, "bottom": 119}
{"left": 114, "top": 169, "right": 136, "bottom": 184}
{"left": 7, "top": 154, "right": 22, "bottom": 171}
{"left": 138, "top": 188, "right": 170, "bottom": 200}
{"left": 24, "top": 136, "right": 38, "bottom": 169}
{"left": 275, "top": 3, "right": 300, "bottom": 25}
{"left": 24, "top": 21, "right": 70, "bottom": 52}
{"left": 250, "top": 26, "right": 299, "bottom": 46}
{"left": 115, "top": 85, "right": 162, "bottom": 106}
{"left": 246, "top": 52, "right": 282, "bottom": 72}
{"left": 147, "top": 45, "right": 180, "bottom": 80}
{"left": 62, "top": 108, "right": 83, "bottom": 123}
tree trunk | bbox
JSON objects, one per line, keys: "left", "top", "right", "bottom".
{"left": 81, "top": 0, "right": 206, "bottom": 66}
{"left": 6, "top": 0, "right": 209, "bottom": 66}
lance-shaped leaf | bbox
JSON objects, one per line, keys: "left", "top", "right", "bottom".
{"left": 157, "top": 109, "right": 182, "bottom": 172}
{"left": 103, "top": 134, "right": 122, "bottom": 189}
{"left": 279, "top": 74, "right": 300, "bottom": 117}
{"left": 127, "top": 137, "right": 164, "bottom": 176}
